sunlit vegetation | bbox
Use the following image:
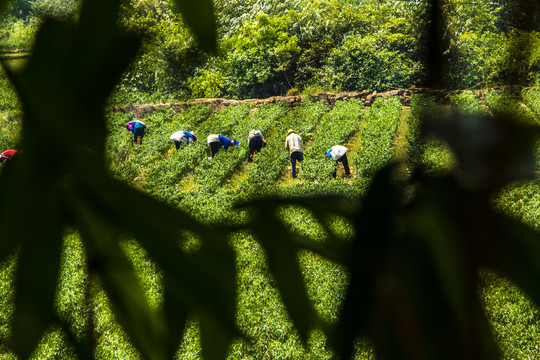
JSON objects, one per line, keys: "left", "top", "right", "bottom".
{"left": 2, "top": 0, "right": 540, "bottom": 359}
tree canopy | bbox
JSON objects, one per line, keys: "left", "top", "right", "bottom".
{"left": 3, "top": 0, "right": 540, "bottom": 102}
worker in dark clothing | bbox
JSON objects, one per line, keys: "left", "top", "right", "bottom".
{"left": 0, "top": 149, "right": 18, "bottom": 163}
{"left": 207, "top": 134, "right": 239, "bottom": 158}
{"left": 247, "top": 129, "right": 266, "bottom": 162}
{"left": 126, "top": 119, "right": 146, "bottom": 144}
{"left": 326, "top": 145, "right": 351, "bottom": 178}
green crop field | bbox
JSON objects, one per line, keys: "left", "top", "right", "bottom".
{"left": 2, "top": 88, "right": 540, "bottom": 359}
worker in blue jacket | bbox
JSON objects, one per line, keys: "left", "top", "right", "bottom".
{"left": 207, "top": 134, "right": 239, "bottom": 158}
{"left": 126, "top": 119, "right": 146, "bottom": 144}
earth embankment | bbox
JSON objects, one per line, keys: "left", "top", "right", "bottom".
{"left": 109, "top": 87, "right": 502, "bottom": 118}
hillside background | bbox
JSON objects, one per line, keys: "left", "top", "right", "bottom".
{"left": 2, "top": 0, "right": 540, "bottom": 103}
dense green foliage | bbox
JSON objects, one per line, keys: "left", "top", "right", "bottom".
{"left": 3, "top": 0, "right": 540, "bottom": 101}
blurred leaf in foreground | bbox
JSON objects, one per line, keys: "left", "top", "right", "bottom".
{"left": 240, "top": 106, "right": 540, "bottom": 360}
{"left": 0, "top": 0, "right": 236, "bottom": 358}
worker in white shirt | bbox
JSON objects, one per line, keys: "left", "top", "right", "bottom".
{"left": 285, "top": 129, "right": 303, "bottom": 178}
{"left": 326, "top": 145, "right": 350, "bottom": 178}
{"left": 170, "top": 130, "right": 197, "bottom": 150}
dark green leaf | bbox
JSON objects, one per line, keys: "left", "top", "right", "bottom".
{"left": 163, "top": 275, "right": 190, "bottom": 358}
{"left": 238, "top": 196, "right": 354, "bottom": 265}
{"left": 493, "top": 216, "right": 540, "bottom": 306}
{"left": 12, "top": 186, "right": 64, "bottom": 358}
{"left": 246, "top": 202, "right": 319, "bottom": 343}
{"left": 0, "top": 161, "right": 26, "bottom": 261}
{"left": 423, "top": 112, "right": 540, "bottom": 191}
{"left": 399, "top": 177, "right": 500, "bottom": 359}
{"left": 199, "top": 310, "right": 233, "bottom": 360}
{"left": 331, "top": 166, "right": 399, "bottom": 359}
{"left": 67, "top": 183, "right": 168, "bottom": 360}
{"left": 75, "top": 174, "right": 239, "bottom": 347}
{"left": 194, "top": 233, "right": 237, "bottom": 360}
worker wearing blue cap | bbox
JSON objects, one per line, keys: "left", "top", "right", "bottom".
{"left": 326, "top": 145, "right": 350, "bottom": 178}
{"left": 207, "top": 134, "right": 239, "bottom": 158}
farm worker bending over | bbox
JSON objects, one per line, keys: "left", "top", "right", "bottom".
{"left": 247, "top": 129, "right": 266, "bottom": 162}
{"left": 285, "top": 129, "right": 303, "bottom": 178}
{"left": 171, "top": 130, "right": 197, "bottom": 150}
{"left": 0, "top": 149, "right": 18, "bottom": 163}
{"left": 126, "top": 119, "right": 146, "bottom": 144}
{"left": 207, "top": 134, "right": 239, "bottom": 158}
{"left": 326, "top": 145, "right": 350, "bottom": 178}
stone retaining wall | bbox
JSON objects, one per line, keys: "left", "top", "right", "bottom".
{"left": 108, "top": 87, "right": 509, "bottom": 118}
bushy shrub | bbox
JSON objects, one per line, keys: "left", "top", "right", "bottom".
{"left": 320, "top": 34, "right": 418, "bottom": 92}
{"left": 0, "top": 17, "right": 36, "bottom": 49}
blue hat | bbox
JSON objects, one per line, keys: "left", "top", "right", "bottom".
{"left": 231, "top": 140, "right": 240, "bottom": 146}
{"left": 326, "top": 149, "right": 332, "bottom": 158}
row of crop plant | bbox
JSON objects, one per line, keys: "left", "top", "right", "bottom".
{"left": 355, "top": 96, "right": 402, "bottom": 177}
{"left": 172, "top": 104, "right": 291, "bottom": 224}
{"left": 406, "top": 91, "right": 504, "bottom": 179}
{"left": 106, "top": 106, "right": 213, "bottom": 184}
{"left": 301, "top": 99, "right": 363, "bottom": 182}
{"left": 106, "top": 98, "right": 406, "bottom": 198}
{"left": 487, "top": 90, "right": 540, "bottom": 172}
{"left": 141, "top": 105, "right": 251, "bottom": 201}
{"left": 522, "top": 88, "right": 540, "bottom": 121}
{"left": 486, "top": 91, "right": 538, "bottom": 125}
{"left": 241, "top": 100, "right": 330, "bottom": 191}
{"left": 406, "top": 94, "right": 455, "bottom": 176}
{"left": 190, "top": 103, "right": 289, "bottom": 193}
{"left": 520, "top": 88, "right": 540, "bottom": 168}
